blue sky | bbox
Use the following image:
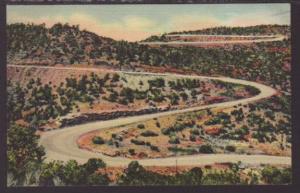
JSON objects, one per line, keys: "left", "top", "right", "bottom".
{"left": 7, "top": 4, "right": 290, "bottom": 41}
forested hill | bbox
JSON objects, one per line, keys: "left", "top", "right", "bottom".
{"left": 142, "top": 25, "right": 290, "bottom": 42}
{"left": 7, "top": 23, "right": 143, "bottom": 67}
{"left": 168, "top": 25, "right": 290, "bottom": 35}
{"left": 8, "top": 23, "right": 290, "bottom": 68}
{"left": 7, "top": 23, "right": 291, "bottom": 94}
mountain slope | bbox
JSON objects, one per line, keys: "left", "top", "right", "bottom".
{"left": 7, "top": 23, "right": 291, "bottom": 94}
{"left": 7, "top": 23, "right": 129, "bottom": 66}
{"left": 142, "top": 25, "right": 290, "bottom": 42}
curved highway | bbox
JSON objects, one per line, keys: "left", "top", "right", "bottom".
{"left": 139, "top": 34, "right": 286, "bottom": 46}
{"left": 26, "top": 66, "right": 291, "bottom": 166}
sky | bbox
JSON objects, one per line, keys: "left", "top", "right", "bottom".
{"left": 7, "top": 4, "right": 290, "bottom": 42}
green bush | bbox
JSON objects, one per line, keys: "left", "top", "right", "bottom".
{"left": 225, "top": 145, "right": 236, "bottom": 152}
{"left": 115, "top": 136, "right": 123, "bottom": 141}
{"left": 114, "top": 141, "right": 119, "bottom": 148}
{"left": 148, "top": 78, "right": 165, "bottom": 88}
{"left": 112, "top": 73, "right": 120, "bottom": 82}
{"left": 83, "top": 158, "right": 106, "bottom": 173}
{"left": 199, "top": 145, "right": 214, "bottom": 153}
{"left": 141, "top": 130, "right": 158, "bottom": 137}
{"left": 137, "top": 124, "right": 145, "bottom": 129}
{"left": 86, "top": 173, "right": 110, "bottom": 185}
{"left": 156, "top": 121, "right": 161, "bottom": 128}
{"left": 150, "top": 145, "right": 160, "bottom": 152}
{"left": 106, "top": 139, "right": 113, "bottom": 146}
{"left": 190, "top": 134, "right": 196, "bottom": 142}
{"left": 129, "top": 149, "right": 135, "bottom": 155}
{"left": 169, "top": 136, "right": 180, "bottom": 144}
{"left": 131, "top": 139, "right": 145, "bottom": 145}
{"left": 92, "top": 136, "right": 105, "bottom": 145}
{"left": 161, "top": 127, "right": 173, "bottom": 135}
{"left": 190, "top": 129, "right": 200, "bottom": 135}
{"left": 261, "top": 166, "right": 291, "bottom": 184}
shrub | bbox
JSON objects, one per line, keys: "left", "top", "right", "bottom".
{"left": 169, "top": 136, "right": 180, "bottom": 144}
{"left": 168, "top": 146, "right": 197, "bottom": 154}
{"left": 120, "top": 87, "right": 134, "bottom": 102}
{"left": 86, "top": 173, "right": 110, "bottom": 185}
{"left": 161, "top": 127, "right": 174, "bottom": 135}
{"left": 199, "top": 145, "right": 214, "bottom": 153}
{"left": 261, "top": 166, "right": 291, "bottom": 184}
{"left": 137, "top": 124, "right": 145, "bottom": 129}
{"left": 141, "top": 130, "right": 158, "bottom": 137}
{"left": 225, "top": 145, "right": 236, "bottom": 152}
{"left": 92, "top": 136, "right": 105, "bottom": 145}
{"left": 205, "top": 112, "right": 231, "bottom": 125}
{"left": 129, "top": 149, "right": 135, "bottom": 155}
{"left": 185, "top": 167, "right": 203, "bottom": 185}
{"left": 174, "top": 123, "right": 185, "bottom": 132}
{"left": 131, "top": 139, "right": 145, "bottom": 145}
{"left": 115, "top": 136, "right": 123, "bottom": 141}
{"left": 148, "top": 78, "right": 165, "bottom": 88}
{"left": 156, "top": 122, "right": 161, "bottom": 128}
{"left": 190, "top": 129, "right": 200, "bottom": 135}
{"left": 112, "top": 73, "right": 120, "bottom": 82}
{"left": 118, "top": 98, "right": 128, "bottom": 105}
{"left": 169, "top": 93, "right": 179, "bottom": 105}
{"left": 246, "top": 86, "right": 260, "bottom": 95}
{"left": 83, "top": 158, "right": 106, "bottom": 173}
{"left": 114, "top": 141, "right": 119, "bottom": 148}
{"left": 107, "top": 91, "right": 118, "bottom": 102}
{"left": 106, "top": 139, "right": 113, "bottom": 146}
{"left": 190, "top": 134, "right": 196, "bottom": 142}
{"left": 150, "top": 145, "right": 160, "bottom": 152}
{"left": 180, "top": 92, "right": 188, "bottom": 101}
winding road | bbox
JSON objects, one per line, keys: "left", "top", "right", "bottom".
{"left": 11, "top": 65, "right": 288, "bottom": 166}
{"left": 139, "top": 34, "right": 286, "bottom": 46}
{"left": 8, "top": 33, "right": 290, "bottom": 167}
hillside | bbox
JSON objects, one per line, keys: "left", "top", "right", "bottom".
{"left": 7, "top": 23, "right": 136, "bottom": 68}
{"left": 7, "top": 23, "right": 291, "bottom": 94}
{"left": 142, "top": 25, "right": 290, "bottom": 42}
{"left": 7, "top": 24, "right": 292, "bottom": 186}
{"left": 170, "top": 25, "right": 290, "bottom": 35}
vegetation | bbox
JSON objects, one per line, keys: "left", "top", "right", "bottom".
{"left": 261, "top": 166, "right": 291, "bottom": 184}
{"left": 7, "top": 71, "right": 247, "bottom": 129}
{"left": 92, "top": 136, "right": 105, "bottom": 145}
{"left": 7, "top": 123, "right": 109, "bottom": 186}
{"left": 167, "top": 25, "right": 289, "bottom": 36}
{"left": 168, "top": 146, "right": 197, "bottom": 155}
{"left": 117, "top": 161, "right": 291, "bottom": 185}
{"left": 137, "top": 124, "right": 145, "bottom": 129}
{"left": 140, "top": 130, "right": 159, "bottom": 137}
{"left": 225, "top": 145, "right": 236, "bottom": 152}
{"left": 7, "top": 24, "right": 291, "bottom": 96}
{"left": 131, "top": 139, "right": 145, "bottom": 146}
{"left": 7, "top": 23, "right": 291, "bottom": 186}
{"left": 7, "top": 124, "right": 45, "bottom": 176}
{"left": 118, "top": 161, "right": 202, "bottom": 185}
{"left": 199, "top": 145, "right": 214, "bottom": 154}
{"left": 7, "top": 123, "right": 291, "bottom": 186}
